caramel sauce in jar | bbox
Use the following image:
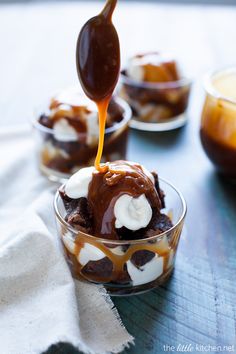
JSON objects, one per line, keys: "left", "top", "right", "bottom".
{"left": 200, "top": 68, "right": 236, "bottom": 178}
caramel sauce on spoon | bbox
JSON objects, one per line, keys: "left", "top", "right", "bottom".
{"left": 76, "top": 0, "right": 120, "bottom": 171}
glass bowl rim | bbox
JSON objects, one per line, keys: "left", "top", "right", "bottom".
{"left": 54, "top": 177, "right": 187, "bottom": 245}
{"left": 120, "top": 70, "right": 192, "bottom": 90}
{"left": 204, "top": 66, "right": 236, "bottom": 105}
{"left": 31, "top": 96, "right": 132, "bottom": 137}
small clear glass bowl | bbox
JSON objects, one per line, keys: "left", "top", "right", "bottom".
{"left": 32, "top": 96, "right": 132, "bottom": 183}
{"left": 119, "top": 71, "right": 192, "bottom": 132}
{"left": 54, "top": 178, "right": 186, "bottom": 296}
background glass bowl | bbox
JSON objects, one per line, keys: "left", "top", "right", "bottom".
{"left": 54, "top": 178, "right": 186, "bottom": 296}
{"left": 119, "top": 71, "right": 192, "bottom": 132}
{"left": 32, "top": 96, "right": 132, "bottom": 183}
{"left": 200, "top": 67, "right": 236, "bottom": 179}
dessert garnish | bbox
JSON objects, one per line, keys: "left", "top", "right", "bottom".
{"left": 76, "top": 0, "right": 120, "bottom": 171}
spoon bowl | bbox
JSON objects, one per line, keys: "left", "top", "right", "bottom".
{"left": 76, "top": 0, "right": 120, "bottom": 102}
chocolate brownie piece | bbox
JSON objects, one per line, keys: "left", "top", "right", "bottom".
{"left": 155, "top": 213, "right": 173, "bottom": 232}
{"left": 81, "top": 257, "right": 113, "bottom": 281}
{"left": 152, "top": 171, "right": 165, "bottom": 209}
{"left": 59, "top": 188, "right": 92, "bottom": 233}
{"left": 117, "top": 212, "right": 173, "bottom": 241}
{"left": 131, "top": 250, "right": 155, "bottom": 268}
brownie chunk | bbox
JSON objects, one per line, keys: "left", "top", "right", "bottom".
{"left": 131, "top": 250, "right": 155, "bottom": 268}
{"left": 59, "top": 188, "right": 92, "bottom": 233}
{"left": 155, "top": 213, "right": 173, "bottom": 232}
{"left": 81, "top": 257, "right": 113, "bottom": 281}
{"left": 152, "top": 171, "right": 165, "bottom": 209}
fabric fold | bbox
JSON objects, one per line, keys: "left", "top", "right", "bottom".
{"left": 0, "top": 127, "right": 134, "bottom": 354}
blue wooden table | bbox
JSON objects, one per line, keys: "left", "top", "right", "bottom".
{"left": 115, "top": 129, "right": 236, "bottom": 352}
{"left": 1, "top": 2, "right": 235, "bottom": 353}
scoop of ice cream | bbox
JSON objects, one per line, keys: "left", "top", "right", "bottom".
{"left": 61, "top": 160, "right": 166, "bottom": 240}
{"left": 126, "top": 52, "right": 180, "bottom": 83}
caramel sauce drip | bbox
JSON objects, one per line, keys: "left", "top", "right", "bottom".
{"left": 94, "top": 99, "right": 110, "bottom": 171}
{"left": 64, "top": 226, "right": 181, "bottom": 283}
{"left": 62, "top": 209, "right": 184, "bottom": 284}
{"left": 76, "top": 0, "right": 120, "bottom": 171}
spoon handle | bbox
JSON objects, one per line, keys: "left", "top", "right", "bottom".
{"left": 101, "top": 0, "right": 118, "bottom": 21}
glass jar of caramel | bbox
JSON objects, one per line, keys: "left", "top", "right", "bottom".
{"left": 200, "top": 68, "right": 236, "bottom": 178}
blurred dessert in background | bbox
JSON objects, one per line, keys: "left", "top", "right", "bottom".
{"left": 120, "top": 52, "right": 191, "bottom": 129}
{"left": 33, "top": 87, "right": 131, "bottom": 181}
{"left": 57, "top": 160, "right": 176, "bottom": 288}
{"left": 200, "top": 67, "right": 236, "bottom": 178}
{"left": 126, "top": 52, "right": 180, "bottom": 83}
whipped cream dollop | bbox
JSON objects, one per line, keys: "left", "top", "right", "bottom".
{"left": 127, "top": 61, "right": 144, "bottom": 82}
{"left": 78, "top": 243, "right": 105, "bottom": 266}
{"left": 54, "top": 118, "right": 78, "bottom": 142}
{"left": 127, "top": 256, "right": 163, "bottom": 286}
{"left": 50, "top": 87, "right": 100, "bottom": 145}
{"left": 114, "top": 194, "right": 152, "bottom": 231}
{"left": 65, "top": 166, "right": 95, "bottom": 199}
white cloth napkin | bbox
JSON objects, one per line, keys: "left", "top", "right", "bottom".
{"left": 0, "top": 126, "right": 134, "bottom": 354}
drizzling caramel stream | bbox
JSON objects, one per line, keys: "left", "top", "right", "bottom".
{"left": 94, "top": 99, "right": 110, "bottom": 171}
{"left": 76, "top": 0, "right": 120, "bottom": 171}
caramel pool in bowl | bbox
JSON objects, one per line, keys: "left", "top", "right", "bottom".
{"left": 200, "top": 68, "right": 236, "bottom": 178}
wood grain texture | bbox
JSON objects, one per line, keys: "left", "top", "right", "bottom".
{"left": 0, "top": 2, "right": 236, "bottom": 353}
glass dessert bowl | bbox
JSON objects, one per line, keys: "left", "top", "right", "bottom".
{"left": 200, "top": 67, "right": 236, "bottom": 179}
{"left": 119, "top": 52, "right": 191, "bottom": 131}
{"left": 32, "top": 87, "right": 131, "bottom": 182}
{"left": 54, "top": 160, "right": 186, "bottom": 296}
